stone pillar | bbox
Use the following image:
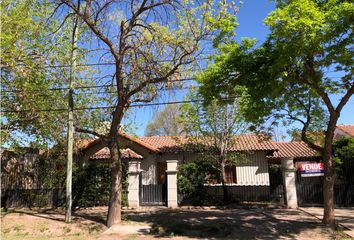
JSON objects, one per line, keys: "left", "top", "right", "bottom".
{"left": 166, "top": 160, "right": 178, "bottom": 208}
{"left": 281, "top": 157, "right": 298, "bottom": 208}
{"left": 128, "top": 160, "right": 141, "bottom": 209}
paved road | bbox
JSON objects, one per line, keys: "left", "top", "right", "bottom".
{"left": 300, "top": 207, "right": 354, "bottom": 238}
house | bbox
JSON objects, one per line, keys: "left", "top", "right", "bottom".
{"left": 335, "top": 125, "right": 354, "bottom": 138}
{"left": 87, "top": 134, "right": 277, "bottom": 186}
{"left": 83, "top": 133, "right": 319, "bottom": 207}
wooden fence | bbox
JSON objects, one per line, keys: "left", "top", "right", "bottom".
{"left": 1, "top": 189, "right": 64, "bottom": 208}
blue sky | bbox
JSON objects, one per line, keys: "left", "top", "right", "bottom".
{"left": 125, "top": 0, "right": 353, "bottom": 137}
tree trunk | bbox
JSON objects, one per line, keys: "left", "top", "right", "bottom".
{"left": 322, "top": 116, "right": 338, "bottom": 226}
{"left": 322, "top": 144, "right": 335, "bottom": 226}
{"left": 220, "top": 159, "right": 229, "bottom": 203}
{"left": 323, "top": 163, "right": 335, "bottom": 225}
{"left": 107, "top": 138, "right": 122, "bottom": 227}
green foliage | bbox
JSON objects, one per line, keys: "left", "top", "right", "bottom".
{"left": 178, "top": 161, "right": 205, "bottom": 195}
{"left": 2, "top": 149, "right": 129, "bottom": 208}
{"left": 198, "top": 1, "right": 353, "bottom": 222}
{"left": 72, "top": 162, "right": 128, "bottom": 209}
{"left": 1, "top": 0, "right": 66, "bottom": 145}
{"left": 179, "top": 89, "right": 249, "bottom": 165}
{"left": 333, "top": 137, "right": 354, "bottom": 182}
{"left": 177, "top": 159, "right": 218, "bottom": 202}
{"left": 179, "top": 89, "right": 248, "bottom": 202}
{"left": 37, "top": 155, "right": 67, "bottom": 189}
{"left": 72, "top": 163, "right": 111, "bottom": 209}
{"left": 199, "top": 0, "right": 353, "bottom": 139}
{"left": 1, "top": 0, "right": 101, "bottom": 147}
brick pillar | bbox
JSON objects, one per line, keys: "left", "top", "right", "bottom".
{"left": 281, "top": 157, "right": 298, "bottom": 208}
{"left": 128, "top": 160, "right": 141, "bottom": 209}
{"left": 166, "top": 160, "right": 178, "bottom": 208}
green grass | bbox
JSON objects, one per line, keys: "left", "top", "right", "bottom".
{"left": 334, "top": 225, "right": 353, "bottom": 240}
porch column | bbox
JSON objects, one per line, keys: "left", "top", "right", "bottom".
{"left": 166, "top": 160, "right": 178, "bottom": 208}
{"left": 128, "top": 160, "right": 141, "bottom": 209}
{"left": 281, "top": 157, "right": 298, "bottom": 208}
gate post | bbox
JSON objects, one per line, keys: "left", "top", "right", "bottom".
{"left": 166, "top": 160, "right": 178, "bottom": 208}
{"left": 281, "top": 157, "right": 298, "bottom": 208}
{"left": 128, "top": 160, "right": 141, "bottom": 208}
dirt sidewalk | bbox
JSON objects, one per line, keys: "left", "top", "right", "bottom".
{"left": 1, "top": 207, "right": 349, "bottom": 239}
{"left": 300, "top": 207, "right": 354, "bottom": 238}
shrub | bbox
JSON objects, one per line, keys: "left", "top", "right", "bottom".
{"left": 177, "top": 159, "right": 218, "bottom": 205}
{"left": 72, "top": 162, "right": 128, "bottom": 209}
{"left": 333, "top": 137, "right": 354, "bottom": 183}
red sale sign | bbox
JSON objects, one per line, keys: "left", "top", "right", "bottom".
{"left": 299, "top": 162, "right": 324, "bottom": 177}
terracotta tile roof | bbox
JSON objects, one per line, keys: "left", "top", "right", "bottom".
{"left": 76, "top": 138, "right": 96, "bottom": 150}
{"left": 139, "top": 135, "right": 277, "bottom": 152}
{"left": 336, "top": 125, "right": 354, "bottom": 137}
{"left": 139, "top": 136, "right": 185, "bottom": 152}
{"left": 119, "top": 131, "right": 159, "bottom": 152}
{"left": 90, "top": 147, "right": 143, "bottom": 160}
{"left": 231, "top": 135, "right": 277, "bottom": 151}
{"left": 80, "top": 131, "right": 159, "bottom": 154}
{"left": 268, "top": 141, "right": 320, "bottom": 159}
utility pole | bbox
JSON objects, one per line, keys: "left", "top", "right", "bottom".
{"left": 66, "top": 5, "right": 79, "bottom": 223}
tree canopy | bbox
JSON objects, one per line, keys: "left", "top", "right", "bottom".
{"left": 58, "top": 0, "right": 239, "bottom": 226}
{"left": 144, "top": 104, "right": 184, "bottom": 136}
{"left": 179, "top": 89, "right": 249, "bottom": 201}
{"left": 198, "top": 0, "right": 354, "bottom": 225}
{"left": 1, "top": 0, "right": 100, "bottom": 148}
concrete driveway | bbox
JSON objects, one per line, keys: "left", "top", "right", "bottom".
{"left": 300, "top": 207, "right": 354, "bottom": 237}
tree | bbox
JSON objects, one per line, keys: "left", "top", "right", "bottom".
{"left": 179, "top": 90, "right": 249, "bottom": 202}
{"left": 144, "top": 104, "right": 184, "bottom": 136}
{"left": 1, "top": 0, "right": 98, "bottom": 148}
{"left": 60, "top": 0, "right": 238, "bottom": 226}
{"left": 199, "top": 0, "right": 354, "bottom": 225}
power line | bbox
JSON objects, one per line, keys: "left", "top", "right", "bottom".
{"left": 3, "top": 56, "right": 210, "bottom": 69}
{"left": 2, "top": 70, "right": 346, "bottom": 94}
{"left": 84, "top": 86, "right": 196, "bottom": 95}
{"left": 1, "top": 78, "right": 197, "bottom": 93}
{"left": 1, "top": 85, "right": 196, "bottom": 99}
{"left": 0, "top": 97, "right": 237, "bottom": 113}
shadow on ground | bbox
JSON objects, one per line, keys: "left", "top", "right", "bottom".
{"left": 121, "top": 207, "right": 334, "bottom": 239}
{"left": 2, "top": 208, "right": 107, "bottom": 225}
{"left": 2, "top": 206, "right": 338, "bottom": 239}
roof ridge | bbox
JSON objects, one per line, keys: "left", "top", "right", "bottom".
{"left": 140, "top": 135, "right": 180, "bottom": 138}
{"left": 140, "top": 134, "right": 266, "bottom": 138}
{"left": 119, "top": 131, "right": 159, "bottom": 152}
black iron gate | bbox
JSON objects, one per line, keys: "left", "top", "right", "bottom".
{"left": 139, "top": 172, "right": 167, "bottom": 206}
{"left": 296, "top": 170, "right": 354, "bottom": 206}
{"left": 269, "top": 164, "right": 285, "bottom": 203}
